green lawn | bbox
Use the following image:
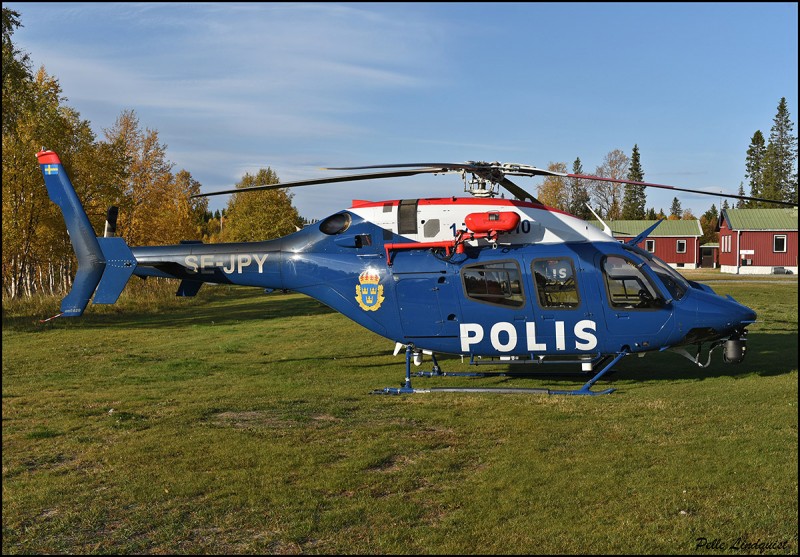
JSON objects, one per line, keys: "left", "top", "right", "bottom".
{"left": 2, "top": 279, "right": 797, "bottom": 554}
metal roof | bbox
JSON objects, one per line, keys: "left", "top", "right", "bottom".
{"left": 721, "top": 208, "right": 798, "bottom": 231}
{"left": 588, "top": 219, "right": 702, "bottom": 237}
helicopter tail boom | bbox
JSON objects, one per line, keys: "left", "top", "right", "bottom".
{"left": 37, "top": 150, "right": 137, "bottom": 316}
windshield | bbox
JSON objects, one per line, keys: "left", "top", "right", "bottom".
{"left": 624, "top": 245, "right": 689, "bottom": 301}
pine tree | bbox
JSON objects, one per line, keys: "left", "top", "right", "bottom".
{"left": 669, "top": 197, "right": 682, "bottom": 219}
{"left": 761, "top": 97, "right": 798, "bottom": 206}
{"left": 736, "top": 183, "right": 746, "bottom": 209}
{"left": 621, "top": 144, "right": 646, "bottom": 219}
{"left": 744, "top": 130, "right": 765, "bottom": 202}
{"left": 2, "top": 7, "right": 33, "bottom": 134}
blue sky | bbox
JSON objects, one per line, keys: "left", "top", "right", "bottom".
{"left": 7, "top": 2, "right": 798, "bottom": 220}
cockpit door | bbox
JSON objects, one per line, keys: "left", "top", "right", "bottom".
{"left": 595, "top": 253, "right": 674, "bottom": 351}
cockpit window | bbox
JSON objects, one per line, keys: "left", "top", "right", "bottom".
{"left": 602, "top": 255, "right": 662, "bottom": 309}
{"left": 462, "top": 261, "right": 525, "bottom": 308}
{"left": 624, "top": 244, "right": 688, "bottom": 301}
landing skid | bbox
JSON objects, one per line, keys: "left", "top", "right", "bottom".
{"left": 371, "top": 347, "right": 627, "bottom": 396}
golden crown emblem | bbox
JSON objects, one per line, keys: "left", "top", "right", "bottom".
{"left": 358, "top": 270, "right": 381, "bottom": 285}
{"left": 356, "top": 269, "right": 384, "bottom": 311}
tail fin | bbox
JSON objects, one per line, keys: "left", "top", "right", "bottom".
{"left": 37, "top": 150, "right": 136, "bottom": 316}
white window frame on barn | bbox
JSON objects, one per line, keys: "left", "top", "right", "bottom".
{"left": 774, "top": 234, "right": 787, "bottom": 253}
{"left": 676, "top": 239, "right": 687, "bottom": 254}
{"left": 645, "top": 239, "right": 655, "bottom": 253}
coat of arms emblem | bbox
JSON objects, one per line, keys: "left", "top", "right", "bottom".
{"left": 356, "top": 270, "right": 384, "bottom": 311}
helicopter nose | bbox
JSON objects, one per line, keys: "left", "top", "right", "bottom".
{"left": 741, "top": 306, "right": 757, "bottom": 325}
{"left": 724, "top": 293, "right": 756, "bottom": 324}
{"left": 721, "top": 297, "right": 757, "bottom": 331}
{"left": 690, "top": 290, "right": 756, "bottom": 335}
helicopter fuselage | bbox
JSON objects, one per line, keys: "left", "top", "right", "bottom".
{"left": 131, "top": 199, "right": 756, "bottom": 361}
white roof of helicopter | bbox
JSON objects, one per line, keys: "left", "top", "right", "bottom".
{"left": 348, "top": 196, "right": 614, "bottom": 244}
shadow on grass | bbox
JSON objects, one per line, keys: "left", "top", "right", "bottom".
{"left": 402, "top": 332, "right": 799, "bottom": 390}
{"left": 608, "top": 332, "right": 799, "bottom": 381}
{"left": 3, "top": 291, "right": 336, "bottom": 332}
{"left": 263, "top": 332, "right": 798, "bottom": 395}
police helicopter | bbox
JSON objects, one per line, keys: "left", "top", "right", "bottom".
{"left": 37, "top": 151, "right": 796, "bottom": 395}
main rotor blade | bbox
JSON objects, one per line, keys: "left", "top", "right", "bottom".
{"left": 328, "top": 162, "right": 562, "bottom": 178}
{"left": 497, "top": 176, "right": 540, "bottom": 204}
{"left": 329, "top": 163, "right": 544, "bottom": 202}
{"left": 568, "top": 174, "right": 799, "bottom": 207}
{"left": 192, "top": 167, "right": 448, "bottom": 198}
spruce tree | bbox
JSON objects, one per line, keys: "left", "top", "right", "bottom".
{"left": 736, "top": 183, "right": 746, "bottom": 208}
{"left": 669, "top": 197, "right": 682, "bottom": 219}
{"left": 761, "top": 97, "right": 798, "bottom": 206}
{"left": 2, "top": 7, "right": 33, "bottom": 134}
{"left": 621, "top": 144, "right": 646, "bottom": 219}
{"left": 745, "top": 130, "right": 765, "bottom": 202}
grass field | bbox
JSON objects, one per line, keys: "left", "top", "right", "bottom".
{"left": 2, "top": 272, "right": 798, "bottom": 554}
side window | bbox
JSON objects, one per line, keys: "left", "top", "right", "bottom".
{"left": 774, "top": 235, "right": 787, "bottom": 253}
{"left": 645, "top": 239, "right": 655, "bottom": 253}
{"left": 676, "top": 240, "right": 687, "bottom": 253}
{"left": 462, "top": 261, "right": 524, "bottom": 307}
{"left": 532, "top": 258, "right": 580, "bottom": 309}
{"left": 603, "top": 256, "right": 661, "bottom": 309}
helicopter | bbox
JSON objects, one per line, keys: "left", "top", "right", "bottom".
{"left": 37, "top": 151, "right": 796, "bottom": 395}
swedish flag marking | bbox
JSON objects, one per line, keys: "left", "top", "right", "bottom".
{"left": 44, "top": 164, "right": 59, "bottom": 175}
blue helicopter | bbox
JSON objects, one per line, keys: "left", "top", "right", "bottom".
{"left": 39, "top": 151, "right": 794, "bottom": 395}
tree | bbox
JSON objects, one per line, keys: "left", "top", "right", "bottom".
{"left": 567, "top": 157, "right": 591, "bottom": 219}
{"left": 2, "top": 11, "right": 208, "bottom": 297}
{"left": 590, "top": 149, "right": 629, "bottom": 220}
{"left": 2, "top": 7, "right": 32, "bottom": 135}
{"left": 736, "top": 182, "right": 746, "bottom": 209}
{"left": 537, "top": 161, "right": 568, "bottom": 210}
{"left": 645, "top": 207, "right": 657, "bottom": 220}
{"left": 2, "top": 62, "right": 120, "bottom": 298}
{"left": 103, "top": 110, "right": 204, "bottom": 246}
{"left": 223, "top": 168, "right": 302, "bottom": 242}
{"left": 621, "top": 144, "right": 646, "bottom": 219}
{"left": 699, "top": 203, "right": 719, "bottom": 245}
{"left": 171, "top": 169, "right": 208, "bottom": 240}
{"left": 669, "top": 197, "right": 682, "bottom": 219}
{"left": 761, "top": 97, "right": 798, "bottom": 206}
{"left": 744, "top": 130, "right": 765, "bottom": 203}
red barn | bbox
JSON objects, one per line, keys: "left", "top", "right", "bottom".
{"left": 718, "top": 208, "right": 798, "bottom": 274}
{"left": 590, "top": 219, "right": 703, "bottom": 268}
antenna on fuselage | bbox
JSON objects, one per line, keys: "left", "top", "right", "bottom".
{"left": 586, "top": 203, "right": 613, "bottom": 237}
